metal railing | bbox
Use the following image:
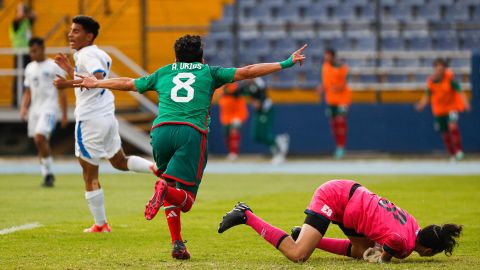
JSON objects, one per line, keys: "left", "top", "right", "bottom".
{"left": 0, "top": 46, "right": 158, "bottom": 114}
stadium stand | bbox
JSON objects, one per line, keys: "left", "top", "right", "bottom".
{"left": 205, "top": 0, "right": 476, "bottom": 92}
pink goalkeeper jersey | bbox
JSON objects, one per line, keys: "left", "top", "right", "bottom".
{"left": 343, "top": 186, "right": 421, "bottom": 259}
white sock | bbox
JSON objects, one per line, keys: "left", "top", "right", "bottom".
{"left": 40, "top": 156, "right": 53, "bottom": 176}
{"left": 85, "top": 189, "right": 107, "bottom": 226}
{"left": 127, "top": 156, "right": 154, "bottom": 174}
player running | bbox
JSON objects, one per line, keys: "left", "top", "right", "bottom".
{"left": 19, "top": 37, "right": 68, "bottom": 187}
{"left": 73, "top": 35, "right": 307, "bottom": 259}
{"left": 242, "top": 78, "right": 289, "bottom": 164}
{"left": 317, "top": 48, "right": 351, "bottom": 159}
{"left": 53, "top": 15, "right": 157, "bottom": 233}
{"left": 219, "top": 180, "right": 462, "bottom": 263}
{"left": 416, "top": 58, "right": 471, "bottom": 161}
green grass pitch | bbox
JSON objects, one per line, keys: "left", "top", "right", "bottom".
{"left": 1, "top": 173, "right": 479, "bottom": 269}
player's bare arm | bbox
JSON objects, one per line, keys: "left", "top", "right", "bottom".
{"left": 19, "top": 88, "right": 31, "bottom": 121}
{"left": 415, "top": 94, "right": 430, "bottom": 111}
{"left": 460, "top": 92, "right": 471, "bottom": 111}
{"left": 233, "top": 44, "right": 307, "bottom": 81}
{"left": 74, "top": 75, "right": 137, "bottom": 91}
{"left": 55, "top": 71, "right": 104, "bottom": 89}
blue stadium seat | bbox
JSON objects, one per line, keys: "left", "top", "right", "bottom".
{"left": 304, "top": 4, "right": 327, "bottom": 22}
{"left": 345, "top": 58, "right": 368, "bottom": 67}
{"left": 450, "top": 58, "right": 470, "bottom": 68}
{"left": 387, "top": 74, "right": 409, "bottom": 83}
{"left": 390, "top": 3, "right": 412, "bottom": 21}
{"left": 299, "top": 70, "right": 320, "bottom": 89}
{"left": 381, "top": 37, "right": 405, "bottom": 51}
{"left": 328, "top": 37, "right": 352, "bottom": 51}
{"left": 276, "top": 4, "right": 300, "bottom": 22}
{"left": 444, "top": 3, "right": 470, "bottom": 22}
{"left": 434, "top": 37, "right": 459, "bottom": 50}
{"left": 359, "top": 74, "right": 377, "bottom": 83}
{"left": 461, "top": 35, "right": 480, "bottom": 50}
{"left": 413, "top": 74, "right": 429, "bottom": 83}
{"left": 271, "top": 70, "right": 297, "bottom": 89}
{"left": 269, "top": 38, "right": 297, "bottom": 54}
{"left": 396, "top": 58, "right": 419, "bottom": 67}
{"left": 353, "top": 37, "right": 376, "bottom": 51}
{"left": 407, "top": 37, "right": 432, "bottom": 50}
{"left": 417, "top": 3, "right": 441, "bottom": 21}
{"left": 380, "top": 58, "right": 396, "bottom": 67}
{"left": 335, "top": 4, "right": 355, "bottom": 21}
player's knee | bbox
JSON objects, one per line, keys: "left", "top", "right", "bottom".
{"left": 287, "top": 253, "right": 308, "bottom": 263}
{"left": 286, "top": 249, "right": 310, "bottom": 263}
{"left": 33, "top": 134, "right": 46, "bottom": 145}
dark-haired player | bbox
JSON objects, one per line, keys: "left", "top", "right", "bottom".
{"left": 317, "top": 48, "right": 351, "bottom": 159}
{"left": 53, "top": 15, "right": 157, "bottom": 233}
{"left": 219, "top": 180, "right": 462, "bottom": 263}
{"left": 20, "top": 37, "right": 68, "bottom": 187}
{"left": 74, "top": 35, "right": 307, "bottom": 259}
{"left": 416, "top": 58, "right": 471, "bottom": 161}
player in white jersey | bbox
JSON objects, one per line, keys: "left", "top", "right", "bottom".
{"left": 53, "top": 15, "right": 159, "bottom": 233}
{"left": 20, "top": 37, "right": 68, "bottom": 187}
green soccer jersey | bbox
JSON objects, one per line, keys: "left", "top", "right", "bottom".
{"left": 134, "top": 62, "right": 236, "bottom": 133}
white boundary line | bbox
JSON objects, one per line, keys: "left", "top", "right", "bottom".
{"left": 0, "top": 222, "right": 42, "bottom": 235}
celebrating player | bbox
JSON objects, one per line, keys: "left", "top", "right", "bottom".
{"left": 317, "top": 48, "right": 351, "bottom": 159}
{"left": 218, "top": 82, "right": 249, "bottom": 161}
{"left": 416, "top": 58, "right": 471, "bottom": 161}
{"left": 242, "top": 78, "right": 289, "bottom": 164}
{"left": 219, "top": 180, "right": 462, "bottom": 263}
{"left": 19, "top": 37, "right": 68, "bottom": 187}
{"left": 73, "top": 35, "right": 307, "bottom": 259}
{"left": 53, "top": 16, "right": 157, "bottom": 233}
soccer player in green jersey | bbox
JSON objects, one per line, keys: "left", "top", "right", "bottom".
{"left": 74, "top": 35, "right": 307, "bottom": 259}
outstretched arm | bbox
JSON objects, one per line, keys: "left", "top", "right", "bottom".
{"left": 74, "top": 75, "right": 137, "bottom": 91}
{"left": 233, "top": 45, "right": 307, "bottom": 82}
{"left": 415, "top": 93, "right": 430, "bottom": 111}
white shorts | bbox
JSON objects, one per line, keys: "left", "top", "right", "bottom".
{"left": 75, "top": 114, "right": 122, "bottom": 165}
{"left": 28, "top": 112, "right": 56, "bottom": 138}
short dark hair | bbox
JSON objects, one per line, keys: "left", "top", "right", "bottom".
{"left": 72, "top": 15, "right": 100, "bottom": 40}
{"left": 174, "top": 35, "right": 203, "bottom": 63}
{"left": 418, "top": 224, "right": 462, "bottom": 256}
{"left": 29, "top": 37, "right": 44, "bottom": 47}
{"left": 433, "top": 58, "right": 449, "bottom": 68}
{"left": 324, "top": 47, "right": 336, "bottom": 58}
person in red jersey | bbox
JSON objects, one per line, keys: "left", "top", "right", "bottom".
{"left": 416, "top": 58, "right": 471, "bottom": 161}
{"left": 219, "top": 180, "right": 462, "bottom": 263}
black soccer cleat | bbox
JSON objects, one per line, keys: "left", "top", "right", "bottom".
{"left": 171, "top": 240, "right": 190, "bottom": 260}
{"left": 42, "top": 174, "right": 55, "bottom": 187}
{"left": 218, "top": 202, "right": 252, "bottom": 233}
{"left": 291, "top": 226, "right": 302, "bottom": 241}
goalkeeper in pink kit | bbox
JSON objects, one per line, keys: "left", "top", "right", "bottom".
{"left": 219, "top": 180, "right": 462, "bottom": 263}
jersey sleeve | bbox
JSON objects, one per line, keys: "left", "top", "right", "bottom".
{"left": 83, "top": 53, "right": 107, "bottom": 77}
{"left": 133, "top": 70, "right": 158, "bottom": 94}
{"left": 210, "top": 66, "right": 237, "bottom": 89}
{"left": 382, "top": 233, "right": 408, "bottom": 259}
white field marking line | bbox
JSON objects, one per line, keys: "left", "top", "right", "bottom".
{"left": 0, "top": 222, "right": 42, "bottom": 235}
